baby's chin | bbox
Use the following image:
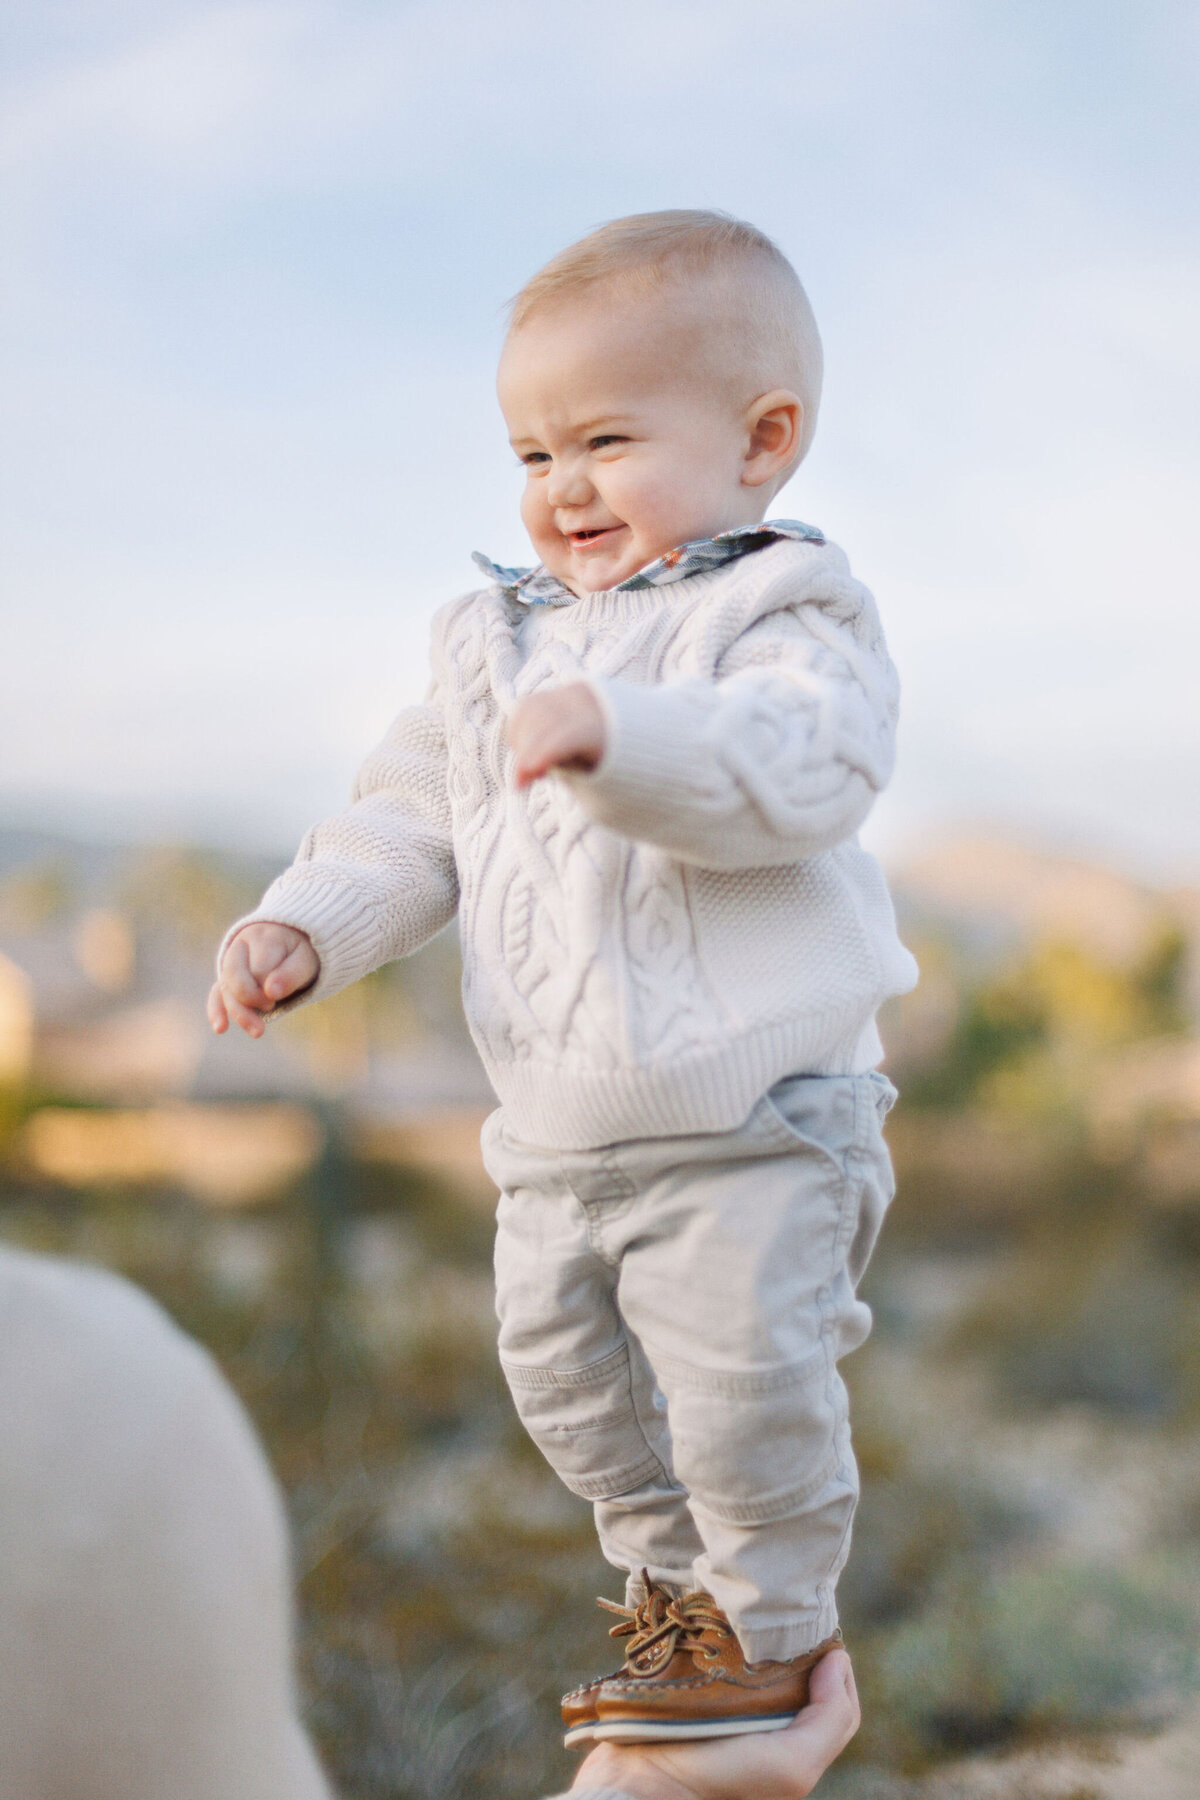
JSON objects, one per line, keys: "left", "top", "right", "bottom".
{"left": 569, "top": 562, "right": 642, "bottom": 595}
{"left": 546, "top": 545, "right": 640, "bottom": 594}
{"left": 552, "top": 531, "right": 685, "bottom": 593}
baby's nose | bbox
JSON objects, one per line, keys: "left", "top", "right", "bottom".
{"left": 546, "top": 457, "right": 593, "bottom": 508}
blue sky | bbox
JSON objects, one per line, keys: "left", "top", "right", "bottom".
{"left": 2, "top": 1, "right": 1197, "bottom": 875}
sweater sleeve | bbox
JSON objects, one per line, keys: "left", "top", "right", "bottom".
{"left": 561, "top": 587, "right": 899, "bottom": 870}
{"left": 219, "top": 623, "right": 459, "bottom": 1009}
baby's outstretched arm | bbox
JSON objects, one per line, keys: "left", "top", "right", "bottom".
{"left": 208, "top": 924, "right": 319, "bottom": 1039}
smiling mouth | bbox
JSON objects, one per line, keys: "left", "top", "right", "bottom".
{"left": 567, "top": 525, "right": 622, "bottom": 547}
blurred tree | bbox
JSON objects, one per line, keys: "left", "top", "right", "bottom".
{"left": 0, "top": 860, "right": 76, "bottom": 933}
{"left": 904, "top": 916, "right": 1189, "bottom": 1113}
{"left": 903, "top": 969, "right": 1045, "bottom": 1109}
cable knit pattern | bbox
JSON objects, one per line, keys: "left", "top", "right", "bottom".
{"left": 224, "top": 538, "right": 917, "bottom": 1150}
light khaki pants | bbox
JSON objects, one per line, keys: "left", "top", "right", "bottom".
{"left": 481, "top": 1072, "right": 896, "bottom": 1663}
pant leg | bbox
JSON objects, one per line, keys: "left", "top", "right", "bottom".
{"left": 608, "top": 1073, "right": 896, "bottom": 1663}
{"left": 481, "top": 1111, "right": 705, "bottom": 1594}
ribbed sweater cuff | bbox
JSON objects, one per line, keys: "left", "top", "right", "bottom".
{"left": 216, "top": 874, "right": 386, "bottom": 1011}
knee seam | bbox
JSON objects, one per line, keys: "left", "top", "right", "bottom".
{"left": 500, "top": 1342, "right": 628, "bottom": 1390}
{"left": 560, "top": 1453, "right": 669, "bottom": 1501}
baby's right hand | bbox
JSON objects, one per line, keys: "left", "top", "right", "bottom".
{"left": 207, "top": 924, "right": 319, "bottom": 1039}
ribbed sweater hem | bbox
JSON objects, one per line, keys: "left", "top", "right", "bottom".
{"left": 479, "top": 1012, "right": 883, "bottom": 1151}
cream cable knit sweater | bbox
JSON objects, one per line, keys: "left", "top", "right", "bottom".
{"left": 229, "top": 537, "right": 917, "bottom": 1149}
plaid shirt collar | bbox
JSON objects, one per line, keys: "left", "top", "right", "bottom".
{"left": 471, "top": 518, "right": 825, "bottom": 607}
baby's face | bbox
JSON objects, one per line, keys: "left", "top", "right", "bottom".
{"left": 498, "top": 291, "right": 764, "bottom": 594}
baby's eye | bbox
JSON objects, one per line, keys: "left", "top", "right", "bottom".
{"left": 589, "top": 435, "right": 626, "bottom": 451}
{"left": 520, "top": 450, "right": 551, "bottom": 467}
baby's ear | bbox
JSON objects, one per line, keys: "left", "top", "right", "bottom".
{"left": 743, "top": 390, "right": 804, "bottom": 486}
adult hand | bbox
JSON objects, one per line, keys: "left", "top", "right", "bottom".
{"left": 505, "top": 683, "right": 607, "bottom": 787}
{"left": 568, "top": 1648, "right": 860, "bottom": 1800}
{"left": 207, "top": 923, "right": 319, "bottom": 1038}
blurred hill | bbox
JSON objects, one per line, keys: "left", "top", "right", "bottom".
{"left": 883, "top": 836, "right": 1200, "bottom": 1217}
{"left": 895, "top": 835, "right": 1198, "bottom": 969}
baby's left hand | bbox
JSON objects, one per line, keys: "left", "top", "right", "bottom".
{"left": 505, "top": 683, "right": 607, "bottom": 788}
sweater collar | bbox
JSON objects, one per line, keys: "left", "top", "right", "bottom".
{"left": 471, "top": 518, "right": 825, "bottom": 607}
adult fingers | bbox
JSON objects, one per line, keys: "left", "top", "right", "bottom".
{"left": 771, "top": 1649, "right": 860, "bottom": 1784}
{"left": 807, "top": 1648, "right": 859, "bottom": 1732}
{"left": 590, "top": 1649, "right": 863, "bottom": 1800}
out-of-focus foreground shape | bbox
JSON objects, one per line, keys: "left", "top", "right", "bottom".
{"left": 0, "top": 1244, "right": 331, "bottom": 1800}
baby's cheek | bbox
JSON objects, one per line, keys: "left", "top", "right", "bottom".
{"left": 627, "top": 472, "right": 698, "bottom": 555}
{"left": 520, "top": 485, "right": 554, "bottom": 546}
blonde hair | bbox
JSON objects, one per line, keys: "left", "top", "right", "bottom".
{"left": 508, "top": 209, "right": 823, "bottom": 463}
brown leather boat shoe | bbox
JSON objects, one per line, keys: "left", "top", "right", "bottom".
{"left": 561, "top": 1575, "right": 678, "bottom": 1746}
{"left": 560, "top": 1672, "right": 611, "bottom": 1743}
{"left": 564, "top": 1575, "right": 842, "bottom": 1746}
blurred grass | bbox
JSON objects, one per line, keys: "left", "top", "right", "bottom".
{"left": 3, "top": 1089, "right": 1200, "bottom": 1795}
{"left": 5, "top": 832, "right": 1200, "bottom": 1793}
{"left": 0, "top": 1142, "right": 614, "bottom": 1800}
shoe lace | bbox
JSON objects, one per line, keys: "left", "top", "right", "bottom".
{"left": 597, "top": 1569, "right": 732, "bottom": 1676}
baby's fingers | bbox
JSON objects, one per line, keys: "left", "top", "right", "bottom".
{"left": 511, "top": 718, "right": 595, "bottom": 787}
{"left": 508, "top": 686, "right": 605, "bottom": 787}
{"left": 214, "top": 941, "right": 273, "bottom": 1036}
{"left": 262, "top": 938, "right": 319, "bottom": 1002}
{"left": 511, "top": 729, "right": 558, "bottom": 787}
{"left": 207, "top": 975, "right": 268, "bottom": 1038}
{"left": 220, "top": 935, "right": 270, "bottom": 1008}
{"left": 222, "top": 990, "right": 270, "bottom": 1038}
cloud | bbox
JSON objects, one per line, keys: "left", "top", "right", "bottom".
{"left": 0, "top": 5, "right": 296, "bottom": 175}
{"left": 10, "top": 0, "right": 1174, "bottom": 209}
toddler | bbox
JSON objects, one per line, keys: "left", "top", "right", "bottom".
{"left": 210, "top": 210, "right": 918, "bottom": 1748}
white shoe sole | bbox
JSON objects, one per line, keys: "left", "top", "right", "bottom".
{"left": 564, "top": 1709, "right": 797, "bottom": 1749}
